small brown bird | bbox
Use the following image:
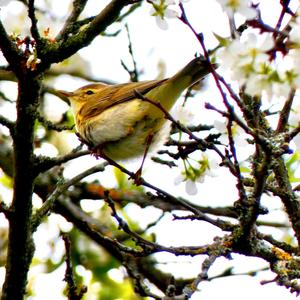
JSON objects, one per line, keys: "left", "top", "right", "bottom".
{"left": 58, "top": 56, "right": 215, "bottom": 162}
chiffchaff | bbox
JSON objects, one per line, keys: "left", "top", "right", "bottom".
{"left": 57, "top": 56, "right": 216, "bottom": 161}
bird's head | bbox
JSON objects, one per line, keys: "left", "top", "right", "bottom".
{"left": 57, "top": 83, "right": 108, "bottom": 105}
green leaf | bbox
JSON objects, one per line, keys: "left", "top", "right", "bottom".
{"left": 213, "top": 32, "right": 229, "bottom": 47}
{"left": 0, "top": 174, "right": 13, "bottom": 189}
{"left": 114, "top": 167, "right": 127, "bottom": 188}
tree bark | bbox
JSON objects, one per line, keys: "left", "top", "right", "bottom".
{"left": 1, "top": 75, "right": 41, "bottom": 300}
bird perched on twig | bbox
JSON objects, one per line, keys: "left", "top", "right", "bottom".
{"left": 57, "top": 56, "right": 216, "bottom": 166}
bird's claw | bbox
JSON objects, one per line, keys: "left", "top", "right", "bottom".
{"left": 130, "top": 168, "right": 143, "bottom": 186}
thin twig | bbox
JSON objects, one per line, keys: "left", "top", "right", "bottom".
{"left": 120, "top": 23, "right": 139, "bottom": 82}
{"left": 36, "top": 112, "right": 75, "bottom": 132}
{"left": 276, "top": 88, "right": 296, "bottom": 132}
{"left": 0, "top": 115, "right": 14, "bottom": 131}
{"left": 101, "top": 153, "right": 234, "bottom": 232}
{"left": 62, "top": 234, "right": 87, "bottom": 300}
{"left": 32, "top": 162, "right": 108, "bottom": 230}
{"left": 34, "top": 148, "right": 89, "bottom": 175}
{"left": 28, "top": 0, "right": 41, "bottom": 43}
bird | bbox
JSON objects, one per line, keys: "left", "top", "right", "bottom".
{"left": 57, "top": 56, "right": 216, "bottom": 171}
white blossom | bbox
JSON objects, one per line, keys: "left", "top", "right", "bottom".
{"left": 0, "top": 0, "right": 11, "bottom": 6}
{"left": 150, "top": 0, "right": 182, "bottom": 30}
{"left": 216, "top": 0, "right": 256, "bottom": 19}
{"left": 218, "top": 32, "right": 274, "bottom": 82}
{"left": 217, "top": 32, "right": 294, "bottom": 98}
{"left": 214, "top": 119, "right": 248, "bottom": 147}
{"left": 185, "top": 179, "right": 198, "bottom": 195}
{"left": 289, "top": 16, "right": 300, "bottom": 45}
{"left": 174, "top": 155, "right": 218, "bottom": 195}
{"left": 172, "top": 105, "right": 194, "bottom": 125}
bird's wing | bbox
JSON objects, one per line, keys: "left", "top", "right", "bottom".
{"left": 79, "top": 79, "right": 167, "bottom": 119}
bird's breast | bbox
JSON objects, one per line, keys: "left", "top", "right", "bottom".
{"left": 77, "top": 99, "right": 148, "bottom": 145}
{"left": 75, "top": 99, "right": 170, "bottom": 160}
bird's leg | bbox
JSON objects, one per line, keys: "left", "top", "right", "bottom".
{"left": 133, "top": 132, "right": 154, "bottom": 185}
{"left": 98, "top": 150, "right": 122, "bottom": 169}
{"left": 88, "top": 133, "right": 154, "bottom": 186}
{"left": 96, "top": 149, "right": 144, "bottom": 186}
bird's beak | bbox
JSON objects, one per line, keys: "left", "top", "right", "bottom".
{"left": 55, "top": 90, "right": 74, "bottom": 105}
{"left": 56, "top": 90, "right": 74, "bottom": 98}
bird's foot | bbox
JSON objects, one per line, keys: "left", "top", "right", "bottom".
{"left": 130, "top": 168, "right": 143, "bottom": 186}
{"left": 129, "top": 133, "right": 153, "bottom": 185}
{"left": 90, "top": 144, "right": 104, "bottom": 159}
{"left": 87, "top": 143, "right": 144, "bottom": 186}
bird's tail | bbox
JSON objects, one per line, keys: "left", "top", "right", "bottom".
{"left": 144, "top": 56, "right": 216, "bottom": 113}
{"left": 170, "top": 56, "right": 216, "bottom": 91}
{"left": 152, "top": 56, "right": 216, "bottom": 111}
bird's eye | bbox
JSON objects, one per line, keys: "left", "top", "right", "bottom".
{"left": 86, "top": 90, "right": 94, "bottom": 95}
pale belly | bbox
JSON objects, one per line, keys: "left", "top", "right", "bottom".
{"left": 77, "top": 99, "right": 171, "bottom": 160}
{"left": 101, "top": 117, "right": 171, "bottom": 160}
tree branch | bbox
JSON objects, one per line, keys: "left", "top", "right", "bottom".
{"left": 0, "top": 21, "right": 21, "bottom": 73}
{"left": 39, "top": 0, "right": 137, "bottom": 69}
{"left": 32, "top": 162, "right": 108, "bottom": 230}
{"left": 56, "top": 0, "right": 89, "bottom": 41}
{"left": 1, "top": 75, "right": 41, "bottom": 300}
